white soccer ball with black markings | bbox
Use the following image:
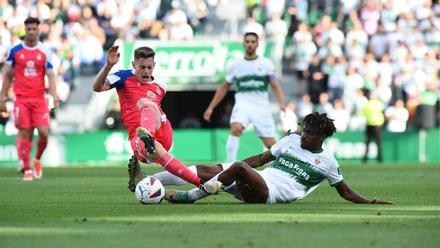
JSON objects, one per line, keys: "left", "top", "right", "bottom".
{"left": 135, "top": 177, "right": 165, "bottom": 204}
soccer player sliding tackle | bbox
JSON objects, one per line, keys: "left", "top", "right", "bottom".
{"left": 92, "top": 45, "right": 201, "bottom": 190}
{"left": 134, "top": 113, "right": 393, "bottom": 205}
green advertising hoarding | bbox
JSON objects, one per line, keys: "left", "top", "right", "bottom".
{"left": 0, "top": 129, "right": 439, "bottom": 167}
{"left": 120, "top": 40, "right": 273, "bottom": 86}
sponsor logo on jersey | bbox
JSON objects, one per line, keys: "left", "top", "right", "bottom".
{"left": 146, "top": 90, "right": 156, "bottom": 100}
{"left": 315, "top": 156, "right": 321, "bottom": 164}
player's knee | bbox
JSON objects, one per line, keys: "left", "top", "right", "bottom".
{"left": 19, "top": 129, "right": 33, "bottom": 138}
{"left": 262, "top": 139, "right": 276, "bottom": 148}
{"left": 230, "top": 126, "right": 243, "bottom": 136}
{"left": 231, "top": 161, "right": 249, "bottom": 173}
{"left": 136, "top": 98, "right": 155, "bottom": 110}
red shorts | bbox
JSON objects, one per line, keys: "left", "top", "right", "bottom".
{"left": 14, "top": 98, "right": 50, "bottom": 129}
{"left": 130, "top": 119, "right": 173, "bottom": 163}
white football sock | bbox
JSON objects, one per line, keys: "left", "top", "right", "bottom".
{"left": 226, "top": 135, "right": 239, "bottom": 162}
{"left": 152, "top": 165, "right": 197, "bottom": 185}
{"left": 186, "top": 172, "right": 222, "bottom": 201}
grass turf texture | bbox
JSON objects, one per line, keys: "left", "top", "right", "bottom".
{"left": 0, "top": 164, "right": 439, "bottom": 248}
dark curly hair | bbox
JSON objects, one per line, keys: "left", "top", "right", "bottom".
{"left": 303, "top": 112, "right": 336, "bottom": 138}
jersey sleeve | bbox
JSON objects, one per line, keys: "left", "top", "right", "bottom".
{"left": 39, "top": 44, "right": 54, "bottom": 69}
{"left": 326, "top": 157, "right": 343, "bottom": 187}
{"left": 5, "top": 45, "right": 21, "bottom": 66}
{"left": 107, "top": 70, "right": 133, "bottom": 89}
{"left": 225, "top": 61, "right": 236, "bottom": 84}
{"left": 266, "top": 59, "right": 276, "bottom": 81}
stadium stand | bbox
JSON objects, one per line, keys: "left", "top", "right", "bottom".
{"left": 0, "top": 0, "right": 439, "bottom": 135}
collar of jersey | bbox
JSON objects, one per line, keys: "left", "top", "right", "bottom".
{"left": 22, "top": 41, "right": 40, "bottom": 50}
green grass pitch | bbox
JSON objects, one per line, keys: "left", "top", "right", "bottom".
{"left": 1, "top": 164, "right": 439, "bottom": 248}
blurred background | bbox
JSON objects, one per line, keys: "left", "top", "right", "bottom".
{"left": 0, "top": 0, "right": 439, "bottom": 166}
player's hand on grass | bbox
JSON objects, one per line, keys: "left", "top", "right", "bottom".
{"left": 204, "top": 108, "right": 213, "bottom": 122}
{"left": 106, "top": 45, "right": 120, "bottom": 66}
{"left": 371, "top": 198, "right": 394, "bottom": 205}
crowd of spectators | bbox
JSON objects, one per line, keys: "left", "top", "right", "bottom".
{"left": 0, "top": 0, "right": 216, "bottom": 104}
{"left": 281, "top": 0, "right": 439, "bottom": 132}
{"left": 0, "top": 0, "right": 439, "bottom": 134}
{"left": 235, "top": 0, "right": 440, "bottom": 132}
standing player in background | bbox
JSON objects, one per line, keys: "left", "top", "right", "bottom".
{"left": 92, "top": 45, "right": 202, "bottom": 191}
{"left": 204, "top": 32, "right": 285, "bottom": 162}
{"left": 0, "top": 17, "right": 58, "bottom": 181}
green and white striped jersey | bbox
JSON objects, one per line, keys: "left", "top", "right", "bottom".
{"left": 269, "top": 134, "right": 343, "bottom": 191}
{"left": 226, "top": 56, "right": 276, "bottom": 108}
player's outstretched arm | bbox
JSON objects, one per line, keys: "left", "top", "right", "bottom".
{"left": 269, "top": 79, "right": 285, "bottom": 111}
{"left": 242, "top": 150, "right": 275, "bottom": 169}
{"left": 0, "top": 64, "right": 13, "bottom": 112}
{"left": 203, "top": 81, "right": 230, "bottom": 122}
{"left": 92, "top": 45, "right": 120, "bottom": 92}
{"left": 335, "top": 181, "right": 394, "bottom": 204}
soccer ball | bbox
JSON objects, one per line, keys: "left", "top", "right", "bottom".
{"left": 135, "top": 177, "right": 165, "bottom": 204}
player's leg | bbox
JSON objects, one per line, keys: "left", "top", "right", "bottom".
{"left": 17, "top": 128, "right": 34, "bottom": 181}
{"left": 216, "top": 161, "right": 269, "bottom": 203}
{"left": 127, "top": 154, "right": 143, "bottom": 192}
{"left": 261, "top": 137, "right": 276, "bottom": 148}
{"left": 227, "top": 123, "right": 243, "bottom": 162}
{"left": 253, "top": 110, "right": 277, "bottom": 149}
{"left": 137, "top": 98, "right": 161, "bottom": 140}
{"left": 14, "top": 101, "right": 34, "bottom": 180}
{"left": 130, "top": 132, "right": 202, "bottom": 187}
{"left": 363, "top": 126, "right": 372, "bottom": 163}
{"left": 32, "top": 99, "right": 51, "bottom": 179}
{"left": 374, "top": 126, "right": 383, "bottom": 163}
{"left": 167, "top": 162, "right": 269, "bottom": 203}
{"left": 34, "top": 126, "right": 49, "bottom": 179}
{"left": 127, "top": 154, "right": 221, "bottom": 192}
{"left": 227, "top": 104, "right": 249, "bottom": 162}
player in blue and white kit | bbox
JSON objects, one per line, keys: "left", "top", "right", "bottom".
{"left": 164, "top": 112, "right": 393, "bottom": 204}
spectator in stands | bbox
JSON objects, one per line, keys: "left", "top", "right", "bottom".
{"left": 316, "top": 92, "right": 333, "bottom": 114}
{"left": 385, "top": 99, "right": 409, "bottom": 132}
{"left": 296, "top": 94, "right": 313, "bottom": 122}
{"left": 415, "top": 81, "right": 439, "bottom": 130}
{"left": 73, "top": 26, "right": 104, "bottom": 75}
{"left": 328, "top": 56, "right": 347, "bottom": 102}
{"left": 329, "top": 98, "right": 350, "bottom": 132}
{"left": 292, "top": 22, "right": 316, "bottom": 82}
{"left": 242, "top": 16, "right": 265, "bottom": 39}
{"left": 360, "top": 0, "right": 381, "bottom": 37}
{"left": 265, "top": 12, "right": 288, "bottom": 77}
{"left": 280, "top": 101, "right": 298, "bottom": 134}
{"left": 307, "top": 55, "right": 325, "bottom": 104}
